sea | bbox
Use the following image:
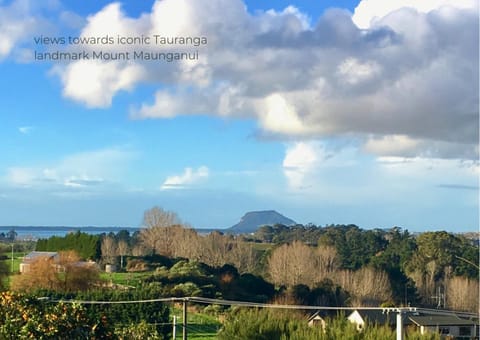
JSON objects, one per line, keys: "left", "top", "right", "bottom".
{"left": 0, "top": 226, "right": 142, "bottom": 241}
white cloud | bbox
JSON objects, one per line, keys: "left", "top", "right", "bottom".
{"left": 56, "top": 60, "right": 145, "bottom": 108}
{"left": 0, "top": 1, "right": 37, "bottom": 59}
{"left": 18, "top": 126, "right": 34, "bottom": 134}
{"left": 6, "top": 167, "right": 36, "bottom": 187}
{"left": 161, "top": 166, "right": 209, "bottom": 190}
{"left": 46, "top": 0, "right": 478, "bottom": 160}
{"left": 352, "top": 0, "right": 477, "bottom": 28}
{"left": 4, "top": 147, "right": 133, "bottom": 190}
{"left": 364, "top": 135, "right": 479, "bottom": 159}
{"left": 376, "top": 156, "right": 479, "bottom": 191}
{"left": 283, "top": 142, "right": 320, "bottom": 190}
{"left": 258, "top": 94, "right": 310, "bottom": 135}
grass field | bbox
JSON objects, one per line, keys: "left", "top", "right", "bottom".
{"left": 102, "top": 271, "right": 222, "bottom": 338}
{"left": 99, "top": 271, "right": 152, "bottom": 287}
{"left": 170, "top": 307, "right": 221, "bottom": 340}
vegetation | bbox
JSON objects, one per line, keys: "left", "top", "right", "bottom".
{"left": 40, "top": 285, "right": 170, "bottom": 338}
{"left": 0, "top": 291, "right": 111, "bottom": 339}
{"left": 11, "top": 250, "right": 101, "bottom": 293}
{"left": 1, "top": 206, "right": 477, "bottom": 338}
{"left": 217, "top": 308, "right": 440, "bottom": 340}
{"left": 36, "top": 231, "right": 101, "bottom": 260}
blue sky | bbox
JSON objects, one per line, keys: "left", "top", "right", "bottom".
{"left": 0, "top": 0, "right": 478, "bottom": 231}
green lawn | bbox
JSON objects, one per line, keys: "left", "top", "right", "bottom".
{"left": 99, "top": 271, "right": 152, "bottom": 287}
{"left": 5, "top": 252, "right": 24, "bottom": 272}
{"left": 171, "top": 307, "right": 222, "bottom": 340}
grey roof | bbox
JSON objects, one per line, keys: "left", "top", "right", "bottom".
{"left": 409, "top": 315, "right": 477, "bottom": 326}
{"left": 24, "top": 251, "right": 58, "bottom": 261}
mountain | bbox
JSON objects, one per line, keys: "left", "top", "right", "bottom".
{"left": 227, "top": 210, "right": 296, "bottom": 234}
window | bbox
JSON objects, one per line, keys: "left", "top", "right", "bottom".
{"left": 439, "top": 327, "right": 450, "bottom": 334}
{"left": 459, "top": 326, "right": 471, "bottom": 336}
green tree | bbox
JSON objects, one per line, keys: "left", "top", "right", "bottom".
{"left": 36, "top": 231, "right": 101, "bottom": 260}
{"left": 0, "top": 250, "right": 8, "bottom": 290}
{"left": 0, "top": 291, "right": 100, "bottom": 338}
{"left": 371, "top": 228, "right": 419, "bottom": 305}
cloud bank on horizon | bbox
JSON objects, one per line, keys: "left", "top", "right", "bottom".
{"left": 0, "top": 0, "right": 478, "bottom": 230}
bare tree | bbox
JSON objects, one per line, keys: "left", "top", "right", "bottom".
{"left": 227, "top": 240, "right": 259, "bottom": 274}
{"left": 57, "top": 250, "right": 99, "bottom": 292}
{"left": 268, "top": 241, "right": 316, "bottom": 287}
{"left": 139, "top": 206, "right": 181, "bottom": 255}
{"left": 334, "top": 267, "right": 392, "bottom": 306}
{"left": 171, "top": 226, "right": 199, "bottom": 259}
{"left": 142, "top": 206, "right": 180, "bottom": 229}
{"left": 117, "top": 240, "right": 129, "bottom": 269}
{"left": 11, "top": 256, "right": 58, "bottom": 291}
{"left": 11, "top": 251, "right": 100, "bottom": 292}
{"left": 314, "top": 245, "right": 339, "bottom": 282}
{"left": 446, "top": 276, "right": 479, "bottom": 312}
{"left": 101, "top": 236, "right": 117, "bottom": 265}
{"left": 198, "top": 232, "right": 231, "bottom": 267}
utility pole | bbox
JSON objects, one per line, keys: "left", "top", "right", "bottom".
{"left": 172, "top": 315, "right": 176, "bottom": 340}
{"left": 396, "top": 311, "right": 404, "bottom": 340}
{"left": 384, "top": 307, "right": 416, "bottom": 340}
{"left": 183, "top": 298, "right": 188, "bottom": 340}
{"left": 11, "top": 243, "right": 14, "bottom": 272}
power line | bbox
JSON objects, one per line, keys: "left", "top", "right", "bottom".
{"left": 40, "top": 295, "right": 477, "bottom": 340}
{"left": 41, "top": 295, "right": 477, "bottom": 318}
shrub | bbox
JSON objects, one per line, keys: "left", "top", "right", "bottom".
{"left": 0, "top": 291, "right": 107, "bottom": 338}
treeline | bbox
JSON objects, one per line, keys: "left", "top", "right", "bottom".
{"left": 36, "top": 231, "right": 101, "bottom": 260}
{"left": 31, "top": 207, "right": 479, "bottom": 312}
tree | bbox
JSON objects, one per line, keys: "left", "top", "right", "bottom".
{"left": 36, "top": 231, "right": 101, "bottom": 260}
{"left": 117, "top": 240, "right": 129, "bottom": 269}
{"left": 101, "top": 236, "right": 117, "bottom": 265}
{"left": 6, "top": 229, "right": 17, "bottom": 241}
{"left": 446, "top": 276, "right": 479, "bottom": 312}
{"left": 58, "top": 251, "right": 100, "bottom": 292}
{"left": 268, "top": 241, "right": 315, "bottom": 287}
{"left": 404, "top": 231, "right": 473, "bottom": 305}
{"left": 142, "top": 206, "right": 180, "bottom": 229}
{"left": 139, "top": 206, "right": 181, "bottom": 255}
{"left": 334, "top": 267, "right": 392, "bottom": 306}
{"left": 315, "top": 246, "right": 339, "bottom": 282}
{"left": 11, "top": 250, "right": 100, "bottom": 293}
{"left": 0, "top": 250, "right": 9, "bottom": 290}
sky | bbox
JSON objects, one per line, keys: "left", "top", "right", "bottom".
{"left": 0, "top": 0, "right": 478, "bottom": 231}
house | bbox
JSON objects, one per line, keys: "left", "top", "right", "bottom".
{"left": 347, "top": 309, "right": 400, "bottom": 330}
{"left": 409, "top": 314, "right": 479, "bottom": 338}
{"left": 19, "top": 251, "right": 58, "bottom": 273}
{"left": 20, "top": 251, "right": 97, "bottom": 273}
{"left": 307, "top": 311, "right": 327, "bottom": 330}
{"left": 307, "top": 310, "right": 345, "bottom": 332}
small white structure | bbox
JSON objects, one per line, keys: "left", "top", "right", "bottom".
{"left": 105, "top": 264, "right": 117, "bottom": 273}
